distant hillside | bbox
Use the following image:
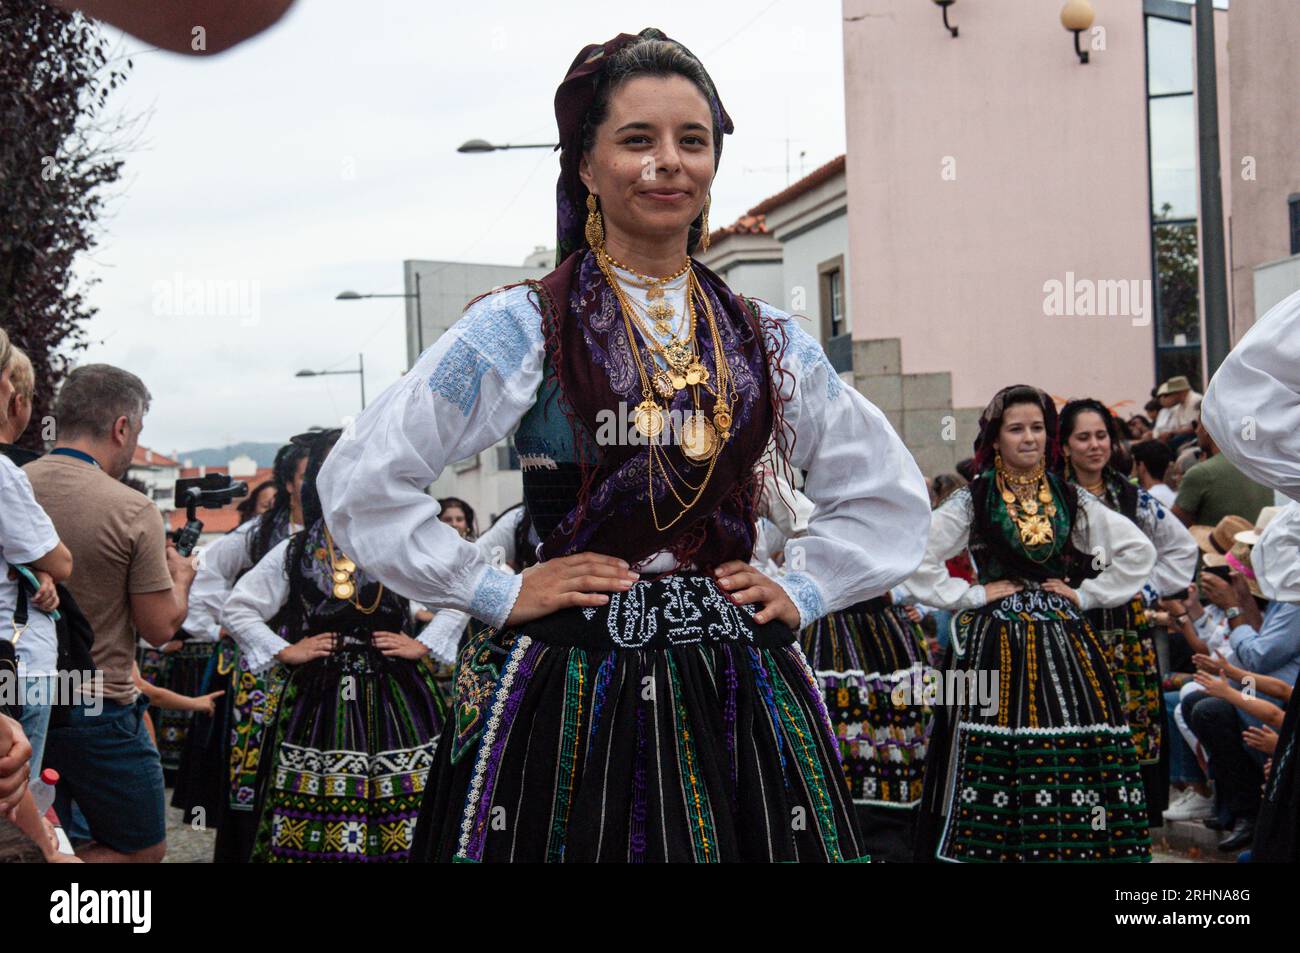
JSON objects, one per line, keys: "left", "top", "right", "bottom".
{"left": 176, "top": 442, "right": 283, "bottom": 468}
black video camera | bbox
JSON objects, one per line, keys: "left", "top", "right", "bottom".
{"left": 170, "top": 474, "right": 249, "bottom": 557}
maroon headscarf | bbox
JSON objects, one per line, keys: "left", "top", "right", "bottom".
{"left": 552, "top": 28, "right": 735, "bottom": 263}
{"left": 971, "top": 384, "right": 1063, "bottom": 473}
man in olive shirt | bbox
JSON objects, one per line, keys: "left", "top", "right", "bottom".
{"left": 25, "top": 365, "right": 195, "bottom": 862}
{"left": 1173, "top": 419, "right": 1275, "bottom": 528}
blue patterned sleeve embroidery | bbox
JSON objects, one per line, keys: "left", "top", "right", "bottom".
{"left": 466, "top": 564, "right": 523, "bottom": 631}
{"left": 775, "top": 570, "right": 827, "bottom": 630}
{"left": 426, "top": 285, "right": 543, "bottom": 417}
{"left": 753, "top": 299, "right": 844, "bottom": 403}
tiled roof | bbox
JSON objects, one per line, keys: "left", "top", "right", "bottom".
{"left": 708, "top": 154, "right": 846, "bottom": 246}
{"left": 747, "top": 154, "right": 846, "bottom": 217}
{"left": 131, "top": 445, "right": 181, "bottom": 468}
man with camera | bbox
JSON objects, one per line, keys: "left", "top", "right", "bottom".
{"left": 25, "top": 365, "right": 196, "bottom": 862}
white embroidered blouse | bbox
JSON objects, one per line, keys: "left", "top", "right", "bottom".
{"left": 317, "top": 282, "right": 933, "bottom": 633}
{"left": 902, "top": 484, "right": 1157, "bottom": 612}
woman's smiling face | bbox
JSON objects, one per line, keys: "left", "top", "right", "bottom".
{"left": 578, "top": 74, "right": 715, "bottom": 256}
{"left": 997, "top": 401, "right": 1047, "bottom": 470}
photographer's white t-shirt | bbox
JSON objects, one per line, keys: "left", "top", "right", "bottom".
{"left": 0, "top": 454, "right": 61, "bottom": 676}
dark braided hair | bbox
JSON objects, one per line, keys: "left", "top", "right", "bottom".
{"left": 251, "top": 442, "right": 310, "bottom": 563}
{"left": 283, "top": 429, "right": 342, "bottom": 640}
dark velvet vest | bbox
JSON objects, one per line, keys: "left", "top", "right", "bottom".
{"left": 514, "top": 249, "right": 774, "bottom": 571}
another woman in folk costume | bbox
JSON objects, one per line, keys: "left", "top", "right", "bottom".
{"left": 172, "top": 441, "right": 308, "bottom": 862}
{"left": 318, "top": 28, "right": 931, "bottom": 863}
{"left": 419, "top": 504, "right": 539, "bottom": 693}
{"left": 1057, "top": 398, "right": 1198, "bottom": 824}
{"left": 904, "top": 385, "right": 1157, "bottom": 863}
{"left": 759, "top": 457, "right": 932, "bottom": 860}
{"left": 224, "top": 430, "right": 446, "bottom": 862}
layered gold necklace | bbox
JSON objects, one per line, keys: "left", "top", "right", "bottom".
{"left": 996, "top": 455, "right": 1057, "bottom": 549}
{"left": 594, "top": 248, "right": 737, "bottom": 531}
{"left": 322, "top": 525, "right": 383, "bottom": 613}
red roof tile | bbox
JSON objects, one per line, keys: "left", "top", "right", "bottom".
{"left": 747, "top": 154, "right": 846, "bottom": 217}
{"left": 707, "top": 154, "right": 846, "bottom": 247}
{"left": 131, "top": 445, "right": 181, "bottom": 468}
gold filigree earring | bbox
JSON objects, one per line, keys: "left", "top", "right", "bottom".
{"left": 585, "top": 193, "right": 604, "bottom": 250}
{"left": 698, "top": 194, "right": 711, "bottom": 252}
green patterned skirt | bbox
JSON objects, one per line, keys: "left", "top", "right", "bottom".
{"left": 915, "top": 590, "right": 1152, "bottom": 863}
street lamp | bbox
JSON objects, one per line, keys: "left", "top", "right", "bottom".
{"left": 457, "top": 139, "right": 557, "bottom": 153}
{"left": 1061, "top": 0, "right": 1095, "bottom": 64}
{"left": 336, "top": 276, "right": 426, "bottom": 356}
{"left": 296, "top": 353, "right": 366, "bottom": 410}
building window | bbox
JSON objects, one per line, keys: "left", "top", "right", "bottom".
{"left": 1145, "top": 7, "right": 1203, "bottom": 390}
{"left": 1290, "top": 194, "right": 1300, "bottom": 256}
{"left": 817, "top": 255, "right": 847, "bottom": 344}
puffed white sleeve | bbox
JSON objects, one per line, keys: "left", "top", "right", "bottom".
{"left": 318, "top": 285, "right": 544, "bottom": 631}
{"left": 183, "top": 521, "right": 258, "bottom": 642}
{"left": 221, "top": 538, "right": 292, "bottom": 674}
{"left": 1255, "top": 502, "right": 1300, "bottom": 603}
{"left": 1134, "top": 490, "right": 1198, "bottom": 600}
{"left": 1201, "top": 288, "right": 1300, "bottom": 503}
{"left": 1072, "top": 492, "right": 1158, "bottom": 611}
{"left": 901, "top": 487, "right": 987, "bottom": 610}
{"left": 759, "top": 304, "right": 932, "bottom": 628}
{"left": 415, "top": 527, "right": 517, "bottom": 661}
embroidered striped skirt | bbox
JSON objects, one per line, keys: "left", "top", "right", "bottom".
{"left": 915, "top": 590, "right": 1152, "bottom": 863}
{"left": 1086, "top": 596, "right": 1169, "bottom": 823}
{"left": 251, "top": 639, "right": 446, "bottom": 862}
{"left": 412, "top": 572, "right": 867, "bottom": 863}
{"left": 800, "top": 597, "right": 935, "bottom": 810}
{"left": 139, "top": 640, "right": 216, "bottom": 777}
{"left": 172, "top": 637, "right": 237, "bottom": 825}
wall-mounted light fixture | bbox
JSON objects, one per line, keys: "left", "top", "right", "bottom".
{"left": 1061, "top": 0, "right": 1095, "bottom": 64}
{"left": 932, "top": 0, "right": 958, "bottom": 38}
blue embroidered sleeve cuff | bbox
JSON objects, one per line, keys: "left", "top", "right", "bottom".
{"left": 776, "top": 571, "right": 827, "bottom": 630}
{"left": 467, "top": 565, "right": 523, "bottom": 631}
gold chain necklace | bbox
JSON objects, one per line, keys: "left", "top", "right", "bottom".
{"left": 595, "top": 254, "right": 734, "bottom": 530}
{"left": 322, "top": 525, "right": 383, "bottom": 614}
{"left": 996, "top": 458, "right": 1057, "bottom": 550}
{"left": 601, "top": 252, "right": 691, "bottom": 334}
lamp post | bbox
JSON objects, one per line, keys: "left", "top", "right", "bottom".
{"left": 337, "top": 274, "right": 425, "bottom": 357}
{"left": 296, "top": 353, "right": 366, "bottom": 410}
{"left": 457, "top": 139, "right": 556, "bottom": 153}
{"left": 1061, "top": 0, "right": 1095, "bottom": 64}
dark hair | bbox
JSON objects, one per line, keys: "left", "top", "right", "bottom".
{"left": 580, "top": 30, "right": 723, "bottom": 253}
{"left": 1131, "top": 439, "right": 1174, "bottom": 482}
{"left": 955, "top": 457, "right": 977, "bottom": 482}
{"left": 1144, "top": 399, "right": 1162, "bottom": 417}
{"left": 237, "top": 480, "right": 276, "bottom": 525}
{"left": 1125, "top": 414, "right": 1153, "bottom": 439}
{"left": 252, "top": 443, "right": 310, "bottom": 562}
{"left": 1059, "top": 398, "right": 1125, "bottom": 467}
{"left": 55, "top": 364, "right": 151, "bottom": 439}
{"left": 973, "top": 385, "right": 1059, "bottom": 472}
{"left": 437, "top": 496, "right": 478, "bottom": 541}
{"left": 282, "top": 429, "right": 342, "bottom": 639}
{"left": 930, "top": 472, "right": 967, "bottom": 506}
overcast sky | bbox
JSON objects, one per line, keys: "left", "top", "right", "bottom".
{"left": 75, "top": 0, "right": 847, "bottom": 456}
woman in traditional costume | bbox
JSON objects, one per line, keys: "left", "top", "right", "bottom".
{"left": 224, "top": 430, "right": 446, "bottom": 862}
{"left": 172, "top": 441, "right": 307, "bottom": 861}
{"left": 905, "top": 385, "right": 1158, "bottom": 862}
{"left": 1057, "top": 398, "right": 1198, "bottom": 823}
{"left": 318, "top": 28, "right": 931, "bottom": 863}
